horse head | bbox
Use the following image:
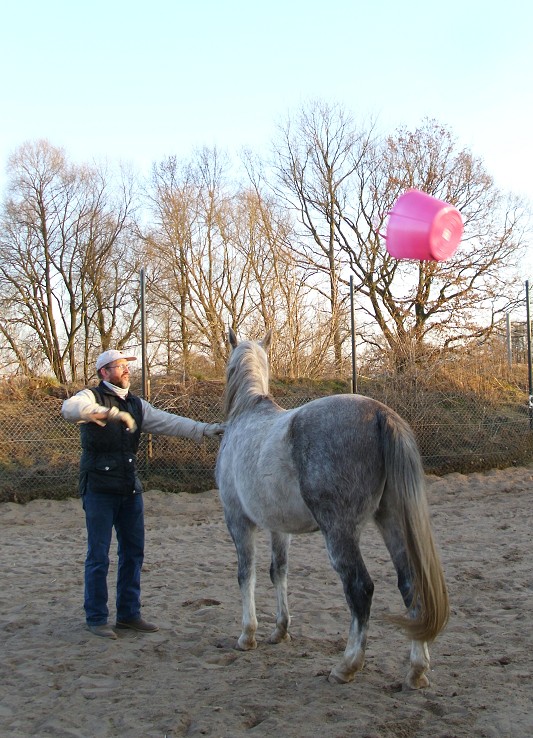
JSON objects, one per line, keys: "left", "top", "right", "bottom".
{"left": 228, "top": 327, "right": 272, "bottom": 352}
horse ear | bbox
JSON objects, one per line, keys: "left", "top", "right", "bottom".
{"left": 261, "top": 330, "right": 272, "bottom": 351}
{"left": 229, "top": 327, "right": 238, "bottom": 349}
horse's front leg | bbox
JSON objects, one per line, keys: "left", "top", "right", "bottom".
{"left": 268, "top": 531, "right": 291, "bottom": 644}
{"left": 227, "top": 512, "right": 258, "bottom": 651}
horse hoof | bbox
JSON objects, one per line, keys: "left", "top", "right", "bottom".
{"left": 406, "top": 671, "right": 430, "bottom": 690}
{"left": 328, "top": 668, "right": 354, "bottom": 685}
{"left": 236, "top": 637, "right": 257, "bottom": 651}
{"left": 267, "top": 630, "right": 291, "bottom": 645}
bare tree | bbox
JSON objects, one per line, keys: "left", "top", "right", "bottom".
{"left": 272, "top": 101, "right": 372, "bottom": 374}
{"left": 143, "top": 156, "right": 197, "bottom": 374}
{"left": 240, "top": 152, "right": 339, "bottom": 377}
{"left": 187, "top": 147, "right": 248, "bottom": 372}
{"left": 272, "top": 106, "right": 530, "bottom": 371}
{"left": 343, "top": 120, "right": 529, "bottom": 368}
{"left": 143, "top": 149, "right": 245, "bottom": 376}
{"left": 0, "top": 140, "right": 140, "bottom": 381}
{"left": 145, "top": 147, "right": 333, "bottom": 379}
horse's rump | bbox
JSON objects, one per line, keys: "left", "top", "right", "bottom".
{"left": 288, "top": 393, "right": 389, "bottom": 502}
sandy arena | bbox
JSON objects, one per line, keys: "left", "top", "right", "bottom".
{"left": 1, "top": 466, "right": 532, "bottom": 737}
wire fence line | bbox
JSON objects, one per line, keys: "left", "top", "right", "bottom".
{"left": 0, "top": 388, "right": 532, "bottom": 503}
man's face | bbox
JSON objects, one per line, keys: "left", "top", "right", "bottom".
{"left": 101, "top": 361, "right": 131, "bottom": 390}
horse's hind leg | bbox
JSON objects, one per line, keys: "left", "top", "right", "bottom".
{"left": 407, "top": 640, "right": 431, "bottom": 690}
{"left": 225, "top": 510, "right": 259, "bottom": 651}
{"left": 375, "top": 511, "right": 431, "bottom": 689}
{"left": 268, "top": 531, "right": 291, "bottom": 644}
{"left": 324, "top": 534, "right": 374, "bottom": 684}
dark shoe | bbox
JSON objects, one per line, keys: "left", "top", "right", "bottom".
{"left": 115, "top": 618, "right": 159, "bottom": 633}
{"left": 87, "top": 623, "right": 117, "bottom": 639}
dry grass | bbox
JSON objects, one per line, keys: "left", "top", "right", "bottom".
{"left": 1, "top": 351, "right": 531, "bottom": 502}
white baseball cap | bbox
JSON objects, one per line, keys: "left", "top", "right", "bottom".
{"left": 96, "top": 349, "right": 137, "bottom": 371}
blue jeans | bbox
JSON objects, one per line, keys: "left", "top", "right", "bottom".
{"left": 82, "top": 490, "right": 144, "bottom": 626}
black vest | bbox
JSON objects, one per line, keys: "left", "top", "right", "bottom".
{"left": 79, "top": 383, "right": 143, "bottom": 495}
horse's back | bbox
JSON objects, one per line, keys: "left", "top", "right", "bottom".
{"left": 216, "top": 401, "right": 318, "bottom": 533}
{"left": 289, "top": 393, "right": 387, "bottom": 473}
{"left": 217, "top": 393, "right": 401, "bottom": 533}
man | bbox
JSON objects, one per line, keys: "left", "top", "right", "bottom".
{"left": 61, "top": 349, "right": 224, "bottom": 640}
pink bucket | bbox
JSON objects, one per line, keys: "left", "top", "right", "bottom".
{"left": 385, "top": 189, "right": 463, "bottom": 261}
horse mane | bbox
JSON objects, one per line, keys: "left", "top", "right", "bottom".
{"left": 223, "top": 340, "right": 273, "bottom": 419}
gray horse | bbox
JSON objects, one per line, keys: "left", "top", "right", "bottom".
{"left": 215, "top": 329, "right": 449, "bottom": 688}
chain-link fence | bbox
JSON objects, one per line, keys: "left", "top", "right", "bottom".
{"left": 1, "top": 386, "right": 532, "bottom": 503}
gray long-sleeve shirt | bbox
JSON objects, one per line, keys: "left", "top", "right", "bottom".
{"left": 61, "top": 388, "right": 208, "bottom": 442}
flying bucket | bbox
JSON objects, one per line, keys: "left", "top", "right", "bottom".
{"left": 385, "top": 189, "right": 463, "bottom": 261}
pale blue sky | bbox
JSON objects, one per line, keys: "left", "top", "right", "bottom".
{"left": 1, "top": 0, "right": 532, "bottom": 270}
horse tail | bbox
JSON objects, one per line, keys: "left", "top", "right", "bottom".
{"left": 379, "top": 409, "right": 449, "bottom": 642}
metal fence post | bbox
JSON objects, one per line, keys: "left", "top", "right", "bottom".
{"left": 350, "top": 275, "right": 357, "bottom": 394}
{"left": 526, "top": 280, "right": 533, "bottom": 430}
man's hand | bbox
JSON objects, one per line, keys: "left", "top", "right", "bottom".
{"left": 203, "top": 422, "right": 226, "bottom": 438}
{"left": 80, "top": 406, "right": 137, "bottom": 431}
{"left": 107, "top": 406, "right": 137, "bottom": 432}
{"left": 80, "top": 408, "right": 108, "bottom": 427}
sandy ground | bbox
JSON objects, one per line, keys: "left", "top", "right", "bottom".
{"left": 1, "top": 466, "right": 533, "bottom": 738}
